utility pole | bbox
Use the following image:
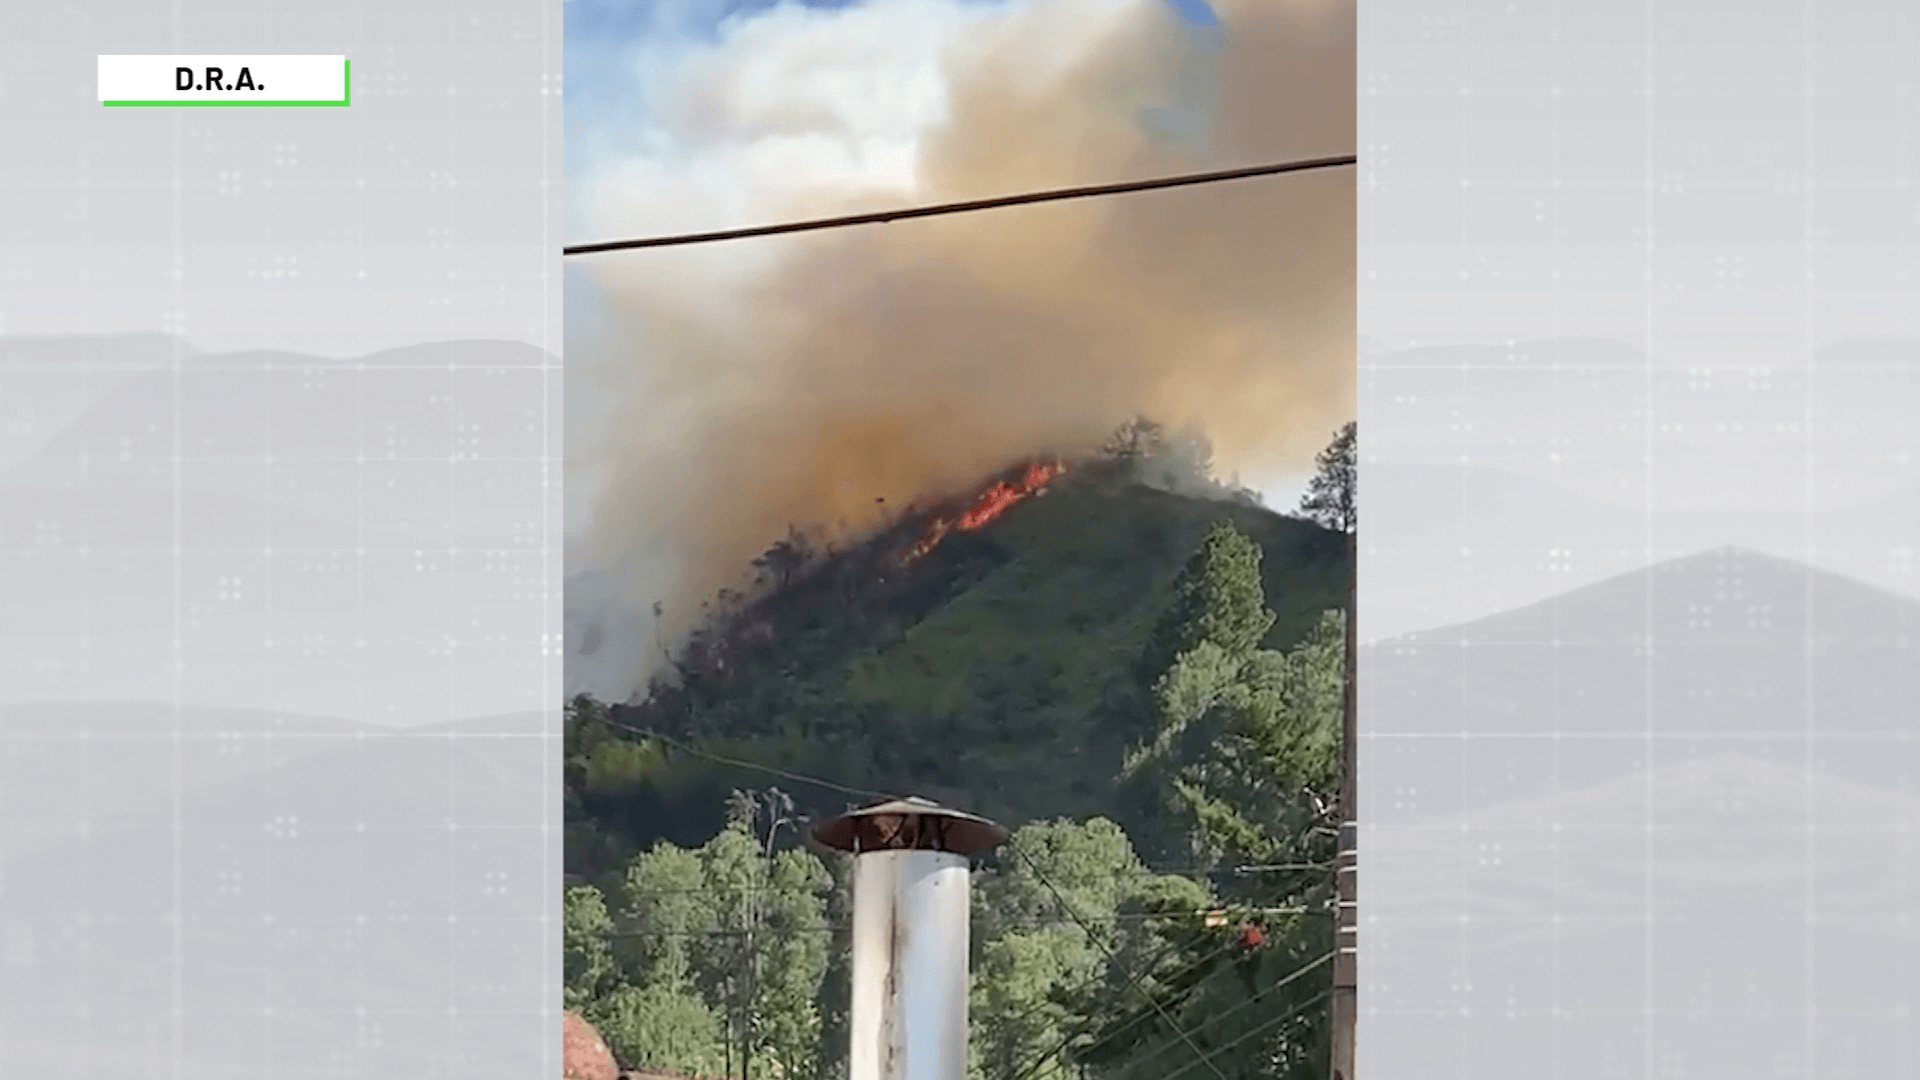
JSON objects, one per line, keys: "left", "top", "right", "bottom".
{"left": 1330, "top": 518, "right": 1358, "bottom": 1080}
{"left": 743, "top": 788, "right": 794, "bottom": 1080}
{"left": 743, "top": 918, "right": 754, "bottom": 1080}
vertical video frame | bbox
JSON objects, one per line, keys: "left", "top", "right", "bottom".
{"left": 560, "top": 1, "right": 1356, "bottom": 1078}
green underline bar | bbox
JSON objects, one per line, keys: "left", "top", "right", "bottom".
{"left": 104, "top": 59, "right": 350, "bottom": 108}
{"left": 102, "top": 100, "right": 349, "bottom": 107}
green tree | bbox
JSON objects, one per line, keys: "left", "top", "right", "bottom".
{"left": 1077, "top": 905, "right": 1333, "bottom": 1080}
{"left": 1298, "top": 422, "right": 1356, "bottom": 533}
{"left": 591, "top": 982, "right": 729, "bottom": 1076}
{"left": 1161, "top": 611, "right": 1344, "bottom": 868}
{"left": 811, "top": 852, "right": 856, "bottom": 1080}
{"left": 616, "top": 843, "right": 709, "bottom": 992}
{"left": 563, "top": 883, "right": 618, "bottom": 1011}
{"left": 1140, "top": 521, "right": 1275, "bottom": 684}
{"left": 584, "top": 738, "right": 668, "bottom": 803}
{"left": 609, "top": 789, "right": 833, "bottom": 1080}
{"left": 566, "top": 694, "right": 669, "bottom": 804}
{"left": 1129, "top": 523, "right": 1342, "bottom": 865}
{"left": 968, "top": 818, "right": 1210, "bottom": 1080}
{"left": 1100, "top": 523, "right": 1345, "bottom": 1080}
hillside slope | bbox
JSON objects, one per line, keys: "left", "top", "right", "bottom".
{"left": 566, "top": 467, "right": 1349, "bottom": 877}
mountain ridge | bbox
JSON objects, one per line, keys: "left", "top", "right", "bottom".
{"left": 567, "top": 464, "right": 1350, "bottom": 875}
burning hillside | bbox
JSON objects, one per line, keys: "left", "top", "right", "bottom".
{"left": 563, "top": 0, "right": 1357, "bottom": 710}
{"left": 570, "top": 469, "right": 1350, "bottom": 862}
{"left": 613, "top": 432, "right": 1273, "bottom": 709}
{"left": 561, "top": 417, "right": 1270, "bottom": 709}
{"left": 901, "top": 458, "right": 1070, "bottom": 566}
{"left": 655, "top": 455, "right": 1085, "bottom": 684}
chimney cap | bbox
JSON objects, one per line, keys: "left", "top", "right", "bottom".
{"left": 811, "top": 796, "right": 1007, "bottom": 856}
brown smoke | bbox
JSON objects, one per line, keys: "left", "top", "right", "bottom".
{"left": 578, "top": 0, "right": 1354, "bottom": 641}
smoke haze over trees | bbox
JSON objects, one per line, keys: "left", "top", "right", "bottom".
{"left": 566, "top": 0, "right": 1356, "bottom": 698}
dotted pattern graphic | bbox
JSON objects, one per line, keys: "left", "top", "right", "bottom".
{"left": 1359, "top": 4, "right": 1920, "bottom": 1079}
{"left": 0, "top": 2, "right": 562, "bottom": 1078}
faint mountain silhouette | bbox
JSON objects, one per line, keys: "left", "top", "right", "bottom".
{"left": 1361, "top": 335, "right": 1920, "bottom": 643}
{"left": 1360, "top": 547, "right": 1920, "bottom": 1080}
{"left": 1363, "top": 546, "right": 1920, "bottom": 817}
{"left": 1361, "top": 462, "right": 1646, "bottom": 640}
{"left": 0, "top": 700, "right": 381, "bottom": 859}
{"left": 0, "top": 335, "right": 193, "bottom": 467}
{"left": 0, "top": 333, "right": 188, "bottom": 369}
{"left": 1370, "top": 749, "right": 1920, "bottom": 932}
{"left": 1362, "top": 748, "right": 1920, "bottom": 1080}
{"left": 0, "top": 337, "right": 557, "bottom": 722}
{"left": 4, "top": 338, "right": 552, "bottom": 506}
{"left": 0, "top": 707, "right": 551, "bottom": 1078}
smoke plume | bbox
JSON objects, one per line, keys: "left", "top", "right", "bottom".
{"left": 567, "top": 0, "right": 1354, "bottom": 698}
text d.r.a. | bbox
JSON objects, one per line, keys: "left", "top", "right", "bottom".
{"left": 175, "top": 66, "right": 261, "bottom": 92}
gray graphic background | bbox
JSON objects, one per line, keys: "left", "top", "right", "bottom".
{"left": 1361, "top": 3, "right": 1919, "bottom": 1078}
{"left": 10, "top": 0, "right": 1920, "bottom": 1076}
{"left": 0, "top": 1, "right": 560, "bottom": 1077}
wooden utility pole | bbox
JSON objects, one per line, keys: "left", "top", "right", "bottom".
{"left": 1330, "top": 524, "right": 1357, "bottom": 1080}
{"left": 743, "top": 791, "right": 790, "bottom": 1080}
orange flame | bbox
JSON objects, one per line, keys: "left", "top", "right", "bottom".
{"left": 901, "top": 459, "right": 1068, "bottom": 566}
{"left": 956, "top": 460, "right": 1068, "bottom": 531}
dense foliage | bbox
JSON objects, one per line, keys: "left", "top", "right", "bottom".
{"left": 564, "top": 423, "right": 1355, "bottom": 1079}
{"left": 567, "top": 790, "right": 836, "bottom": 1079}
{"left": 566, "top": 492, "right": 1343, "bottom": 867}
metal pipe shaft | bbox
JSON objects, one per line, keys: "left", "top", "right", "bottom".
{"left": 848, "top": 849, "right": 971, "bottom": 1080}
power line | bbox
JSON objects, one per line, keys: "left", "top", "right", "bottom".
{"left": 601, "top": 906, "right": 1326, "bottom": 939}
{"left": 584, "top": 711, "right": 894, "bottom": 802}
{"left": 984, "top": 865, "right": 1333, "bottom": 1078}
{"left": 1008, "top": 946, "right": 1335, "bottom": 1080}
{"left": 999, "top": 934, "right": 1229, "bottom": 1054}
{"left": 562, "top": 154, "right": 1356, "bottom": 256}
{"left": 577, "top": 719, "right": 1332, "bottom": 883}
{"left": 1090, "top": 949, "right": 1334, "bottom": 1078}
{"left": 1149, "top": 860, "right": 1335, "bottom": 877}
{"left": 1333, "top": 516, "right": 1359, "bottom": 1080}
{"left": 1001, "top": 936, "right": 1242, "bottom": 1080}
{"left": 1158, "top": 987, "right": 1335, "bottom": 1080}
{"left": 1007, "top": 844, "right": 1230, "bottom": 1080}
{"left": 573, "top": 715, "right": 1342, "bottom": 1073}
{"left": 600, "top": 867, "right": 1331, "bottom": 900}
{"left": 1063, "top": 963, "right": 1331, "bottom": 1080}
{"left": 575, "top": 717, "right": 1340, "bottom": 878}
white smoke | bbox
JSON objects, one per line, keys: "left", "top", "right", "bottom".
{"left": 565, "top": 0, "right": 1353, "bottom": 702}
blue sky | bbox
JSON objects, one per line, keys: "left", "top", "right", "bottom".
{"left": 563, "top": 0, "right": 1220, "bottom": 190}
{"left": 566, "top": 0, "right": 949, "bottom": 188}
{"left": 564, "top": 0, "right": 820, "bottom": 167}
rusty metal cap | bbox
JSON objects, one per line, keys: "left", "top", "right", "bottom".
{"left": 810, "top": 796, "right": 1008, "bottom": 856}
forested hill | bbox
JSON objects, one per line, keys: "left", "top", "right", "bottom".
{"left": 564, "top": 461, "right": 1349, "bottom": 882}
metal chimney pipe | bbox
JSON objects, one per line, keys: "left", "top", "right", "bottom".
{"left": 813, "top": 797, "right": 1008, "bottom": 1080}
